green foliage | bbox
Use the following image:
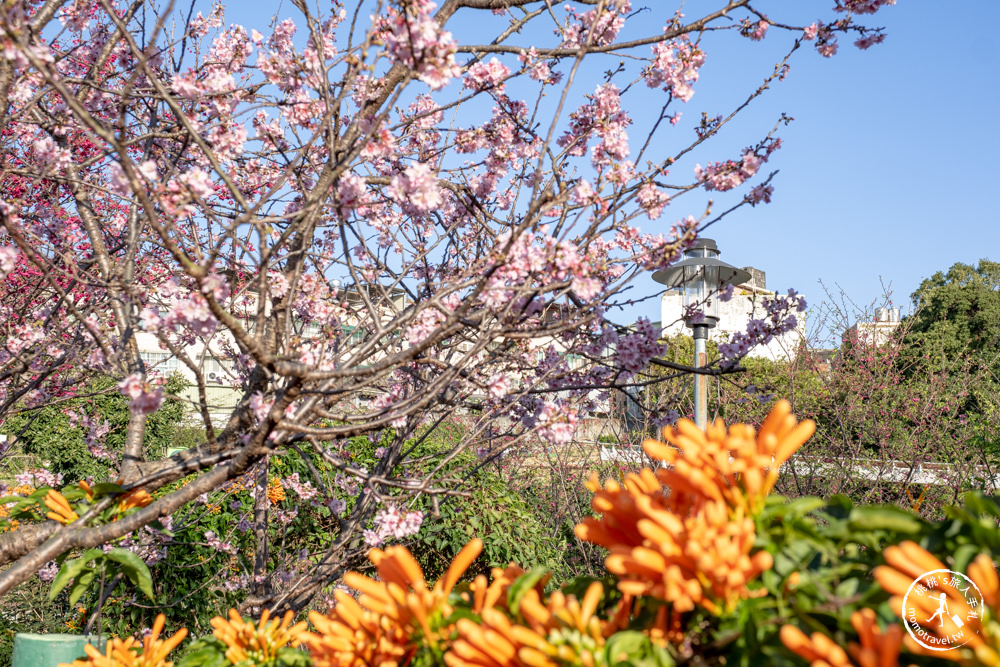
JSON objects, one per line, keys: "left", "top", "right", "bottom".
{"left": 908, "top": 259, "right": 1000, "bottom": 370}
{"left": 176, "top": 637, "right": 311, "bottom": 667}
{"left": 1, "top": 373, "right": 188, "bottom": 481}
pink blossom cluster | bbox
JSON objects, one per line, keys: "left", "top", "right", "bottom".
{"left": 616, "top": 318, "right": 666, "bottom": 377}
{"left": 66, "top": 409, "right": 113, "bottom": 460}
{"left": 118, "top": 373, "right": 163, "bottom": 415}
{"left": 739, "top": 19, "right": 769, "bottom": 41}
{"left": 747, "top": 183, "right": 774, "bottom": 205}
{"left": 463, "top": 57, "right": 510, "bottom": 92}
{"left": 695, "top": 150, "right": 764, "bottom": 192}
{"left": 108, "top": 160, "right": 158, "bottom": 196}
{"left": 0, "top": 246, "right": 18, "bottom": 278}
{"left": 363, "top": 504, "right": 424, "bottom": 547}
{"left": 718, "top": 289, "right": 807, "bottom": 368}
{"left": 118, "top": 517, "right": 174, "bottom": 565}
{"left": 371, "top": 383, "right": 408, "bottom": 428}
{"left": 636, "top": 182, "right": 670, "bottom": 219}
{"left": 158, "top": 168, "right": 217, "bottom": 220}
{"left": 281, "top": 473, "right": 318, "bottom": 502}
{"left": 517, "top": 48, "right": 560, "bottom": 85}
{"left": 256, "top": 19, "right": 302, "bottom": 92}
{"left": 404, "top": 307, "right": 445, "bottom": 345}
{"left": 204, "top": 530, "right": 236, "bottom": 554}
{"left": 485, "top": 227, "right": 614, "bottom": 308}
{"left": 454, "top": 95, "right": 540, "bottom": 191}
{"left": 387, "top": 162, "right": 443, "bottom": 213}
{"left": 535, "top": 400, "right": 579, "bottom": 446}
{"left": 31, "top": 136, "right": 72, "bottom": 174}
{"left": 644, "top": 35, "right": 705, "bottom": 102}
{"left": 399, "top": 95, "right": 444, "bottom": 153}
{"left": 488, "top": 373, "right": 512, "bottom": 399}
{"left": 559, "top": 0, "right": 631, "bottom": 48}
{"left": 14, "top": 467, "right": 63, "bottom": 488}
{"left": 558, "top": 83, "right": 631, "bottom": 170}
{"left": 811, "top": 23, "right": 840, "bottom": 58}
{"left": 58, "top": 0, "right": 95, "bottom": 32}
{"left": 854, "top": 33, "right": 886, "bottom": 50}
{"left": 381, "top": 0, "right": 460, "bottom": 90}
{"left": 695, "top": 137, "right": 781, "bottom": 193}
{"left": 143, "top": 274, "right": 226, "bottom": 339}
{"left": 833, "top": 0, "right": 896, "bottom": 15}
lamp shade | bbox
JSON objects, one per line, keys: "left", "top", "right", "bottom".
{"left": 651, "top": 238, "right": 750, "bottom": 325}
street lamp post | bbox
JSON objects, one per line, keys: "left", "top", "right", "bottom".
{"left": 652, "top": 238, "right": 750, "bottom": 429}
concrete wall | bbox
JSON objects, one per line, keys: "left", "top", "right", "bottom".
{"left": 659, "top": 287, "right": 805, "bottom": 361}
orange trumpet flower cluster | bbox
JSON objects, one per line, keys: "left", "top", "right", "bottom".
{"left": 780, "top": 609, "right": 903, "bottom": 667}
{"left": 60, "top": 614, "right": 187, "bottom": 667}
{"left": 44, "top": 490, "right": 80, "bottom": 525}
{"left": 268, "top": 478, "right": 286, "bottom": 504}
{"left": 447, "top": 581, "right": 624, "bottom": 667}
{"left": 117, "top": 488, "right": 153, "bottom": 514}
{"left": 874, "top": 541, "right": 1000, "bottom": 664}
{"left": 648, "top": 399, "right": 817, "bottom": 517}
{"left": 302, "top": 539, "right": 483, "bottom": 666}
{"left": 576, "top": 400, "right": 814, "bottom": 614}
{"left": 466, "top": 563, "right": 531, "bottom": 615}
{"left": 210, "top": 608, "right": 307, "bottom": 664}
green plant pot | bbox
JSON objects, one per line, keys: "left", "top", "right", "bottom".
{"left": 11, "top": 633, "right": 103, "bottom": 667}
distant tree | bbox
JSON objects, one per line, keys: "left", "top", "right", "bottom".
{"left": 907, "top": 260, "right": 1000, "bottom": 371}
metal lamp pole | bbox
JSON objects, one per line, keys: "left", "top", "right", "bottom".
{"left": 692, "top": 322, "right": 709, "bottom": 429}
{"left": 652, "top": 238, "right": 750, "bottom": 430}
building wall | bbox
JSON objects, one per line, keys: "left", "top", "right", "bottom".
{"left": 658, "top": 268, "right": 805, "bottom": 360}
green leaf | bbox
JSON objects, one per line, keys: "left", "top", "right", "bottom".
{"left": 603, "top": 630, "right": 675, "bottom": 667}
{"left": 49, "top": 549, "right": 104, "bottom": 601}
{"left": 507, "top": 566, "right": 550, "bottom": 616}
{"left": 175, "top": 638, "right": 230, "bottom": 667}
{"left": 276, "top": 647, "right": 313, "bottom": 666}
{"left": 0, "top": 495, "right": 36, "bottom": 506}
{"left": 68, "top": 569, "right": 98, "bottom": 606}
{"left": 92, "top": 482, "right": 126, "bottom": 497}
{"left": 105, "top": 548, "right": 155, "bottom": 600}
{"left": 847, "top": 505, "right": 925, "bottom": 536}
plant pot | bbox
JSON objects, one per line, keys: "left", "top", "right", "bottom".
{"left": 11, "top": 633, "right": 103, "bottom": 667}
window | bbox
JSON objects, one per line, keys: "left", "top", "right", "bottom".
{"left": 204, "top": 357, "right": 233, "bottom": 383}
{"left": 140, "top": 351, "right": 178, "bottom": 373}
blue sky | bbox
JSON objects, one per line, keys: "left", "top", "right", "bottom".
{"left": 222, "top": 1, "right": 998, "bottom": 338}
{"left": 623, "top": 1, "right": 1000, "bottom": 334}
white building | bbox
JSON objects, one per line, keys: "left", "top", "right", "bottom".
{"left": 659, "top": 266, "right": 805, "bottom": 361}
{"left": 843, "top": 307, "right": 902, "bottom": 347}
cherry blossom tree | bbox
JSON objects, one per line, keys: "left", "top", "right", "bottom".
{"left": 0, "top": 0, "right": 894, "bottom": 611}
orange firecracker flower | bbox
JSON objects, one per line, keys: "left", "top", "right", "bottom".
{"left": 780, "top": 609, "right": 903, "bottom": 667}
{"left": 465, "top": 564, "right": 528, "bottom": 615}
{"left": 79, "top": 481, "right": 95, "bottom": 502}
{"left": 44, "top": 490, "right": 79, "bottom": 525}
{"left": 446, "top": 581, "right": 621, "bottom": 667}
{"left": 59, "top": 613, "right": 187, "bottom": 667}
{"left": 575, "top": 401, "right": 813, "bottom": 614}
{"left": 302, "top": 539, "right": 483, "bottom": 667}
{"left": 874, "top": 542, "right": 1000, "bottom": 664}
{"left": 268, "top": 479, "right": 286, "bottom": 504}
{"left": 118, "top": 489, "right": 153, "bottom": 514}
{"left": 647, "top": 398, "right": 816, "bottom": 517}
{"left": 210, "top": 608, "right": 307, "bottom": 665}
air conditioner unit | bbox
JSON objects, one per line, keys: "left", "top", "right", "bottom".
{"left": 208, "top": 372, "right": 218, "bottom": 381}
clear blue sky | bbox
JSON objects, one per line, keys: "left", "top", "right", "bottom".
{"left": 224, "top": 1, "right": 999, "bottom": 336}
{"left": 626, "top": 1, "right": 1000, "bottom": 332}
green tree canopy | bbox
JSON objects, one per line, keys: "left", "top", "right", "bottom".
{"left": 907, "top": 259, "right": 1000, "bottom": 369}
